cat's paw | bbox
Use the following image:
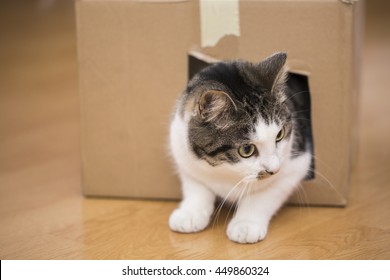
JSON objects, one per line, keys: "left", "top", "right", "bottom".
{"left": 169, "top": 208, "right": 211, "bottom": 233}
{"left": 227, "top": 219, "right": 268, "bottom": 244}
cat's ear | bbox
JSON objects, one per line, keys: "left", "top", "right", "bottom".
{"left": 198, "top": 90, "right": 237, "bottom": 123}
{"left": 257, "top": 52, "right": 288, "bottom": 93}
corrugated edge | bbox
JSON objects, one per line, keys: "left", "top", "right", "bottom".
{"left": 188, "top": 50, "right": 220, "bottom": 64}
{"left": 340, "top": 0, "right": 363, "bottom": 204}
{"left": 136, "top": 0, "right": 188, "bottom": 2}
{"left": 340, "top": 0, "right": 359, "bottom": 5}
{"left": 349, "top": 0, "right": 364, "bottom": 179}
{"left": 74, "top": 0, "right": 188, "bottom": 3}
{"left": 74, "top": 0, "right": 88, "bottom": 197}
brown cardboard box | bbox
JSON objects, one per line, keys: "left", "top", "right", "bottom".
{"left": 76, "top": 0, "right": 363, "bottom": 206}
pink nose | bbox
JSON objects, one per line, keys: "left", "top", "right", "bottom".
{"left": 257, "top": 168, "right": 279, "bottom": 179}
{"left": 263, "top": 164, "right": 280, "bottom": 175}
{"left": 265, "top": 170, "right": 276, "bottom": 175}
{"left": 266, "top": 166, "right": 280, "bottom": 175}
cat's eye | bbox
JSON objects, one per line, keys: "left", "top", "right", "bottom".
{"left": 238, "top": 144, "right": 257, "bottom": 158}
{"left": 276, "top": 127, "right": 285, "bottom": 142}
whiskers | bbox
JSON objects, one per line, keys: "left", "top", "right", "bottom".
{"left": 291, "top": 182, "right": 314, "bottom": 219}
{"left": 211, "top": 175, "right": 256, "bottom": 230}
{"left": 289, "top": 151, "right": 345, "bottom": 204}
{"left": 309, "top": 167, "right": 345, "bottom": 200}
{"left": 283, "top": 90, "right": 310, "bottom": 104}
{"left": 294, "top": 181, "right": 310, "bottom": 207}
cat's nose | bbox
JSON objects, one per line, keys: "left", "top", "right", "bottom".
{"left": 257, "top": 168, "right": 279, "bottom": 179}
{"left": 265, "top": 169, "right": 276, "bottom": 175}
{"left": 260, "top": 155, "right": 280, "bottom": 176}
{"left": 265, "top": 166, "right": 280, "bottom": 175}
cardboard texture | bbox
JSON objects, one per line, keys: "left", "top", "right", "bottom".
{"left": 76, "top": 0, "right": 362, "bottom": 205}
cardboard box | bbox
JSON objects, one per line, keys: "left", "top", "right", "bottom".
{"left": 76, "top": 0, "right": 363, "bottom": 206}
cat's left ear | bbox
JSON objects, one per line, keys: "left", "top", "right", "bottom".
{"left": 257, "top": 52, "right": 288, "bottom": 93}
{"left": 198, "top": 90, "right": 237, "bottom": 124}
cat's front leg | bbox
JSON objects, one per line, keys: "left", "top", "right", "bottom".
{"left": 169, "top": 173, "right": 216, "bottom": 233}
{"left": 227, "top": 211, "right": 270, "bottom": 244}
{"left": 227, "top": 187, "right": 289, "bottom": 243}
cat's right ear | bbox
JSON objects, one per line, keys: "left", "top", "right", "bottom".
{"left": 198, "top": 90, "right": 237, "bottom": 123}
{"left": 257, "top": 52, "right": 288, "bottom": 93}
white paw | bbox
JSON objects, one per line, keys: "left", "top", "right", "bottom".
{"left": 227, "top": 219, "right": 268, "bottom": 244}
{"left": 169, "top": 208, "right": 211, "bottom": 233}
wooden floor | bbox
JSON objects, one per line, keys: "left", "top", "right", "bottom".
{"left": 1, "top": 0, "right": 390, "bottom": 260}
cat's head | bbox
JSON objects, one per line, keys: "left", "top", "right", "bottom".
{"left": 182, "top": 52, "right": 293, "bottom": 181}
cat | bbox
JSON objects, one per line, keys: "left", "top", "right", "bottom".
{"left": 168, "top": 52, "right": 312, "bottom": 244}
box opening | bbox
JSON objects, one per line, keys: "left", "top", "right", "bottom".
{"left": 286, "top": 72, "right": 315, "bottom": 180}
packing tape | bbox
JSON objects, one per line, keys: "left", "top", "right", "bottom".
{"left": 200, "top": 0, "right": 240, "bottom": 48}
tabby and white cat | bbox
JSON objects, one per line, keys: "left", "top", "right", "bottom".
{"left": 168, "top": 52, "right": 312, "bottom": 244}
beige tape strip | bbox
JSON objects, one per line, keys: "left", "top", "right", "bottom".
{"left": 200, "top": 0, "right": 240, "bottom": 48}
